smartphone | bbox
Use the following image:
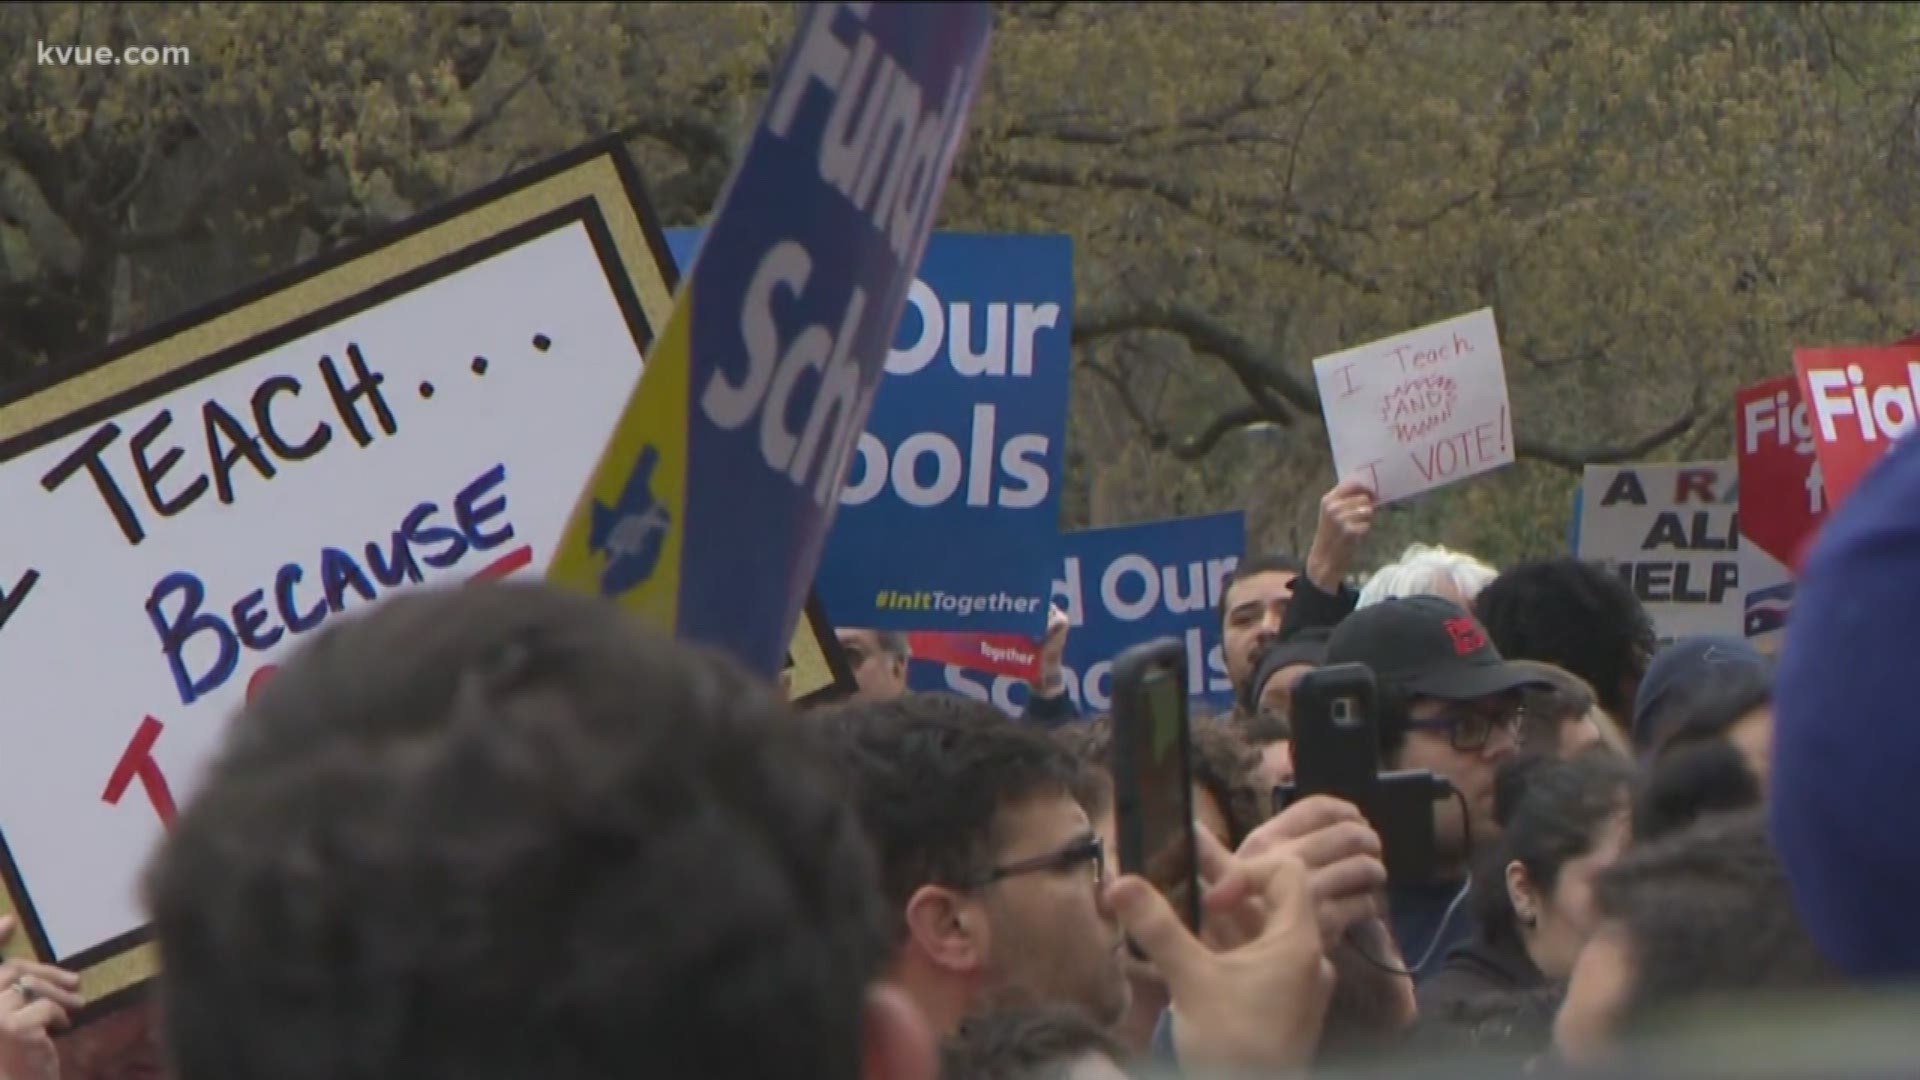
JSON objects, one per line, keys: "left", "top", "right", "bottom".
{"left": 1109, "top": 637, "right": 1201, "bottom": 933}
{"left": 1287, "top": 663, "right": 1439, "bottom": 885}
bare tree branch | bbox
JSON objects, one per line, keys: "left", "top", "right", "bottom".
{"left": 426, "top": 63, "right": 542, "bottom": 153}
{"left": 0, "top": 155, "right": 83, "bottom": 276}
{"left": 960, "top": 156, "right": 1383, "bottom": 291}
{"left": 1393, "top": 188, "right": 1482, "bottom": 232}
{"left": 1169, "top": 403, "right": 1273, "bottom": 460}
{"left": 95, "top": 122, "right": 169, "bottom": 214}
{"left": 113, "top": 151, "right": 263, "bottom": 253}
{"left": 1079, "top": 357, "right": 1168, "bottom": 448}
{"left": 1280, "top": 73, "right": 1331, "bottom": 210}
{"left": 1002, "top": 61, "right": 1299, "bottom": 147}
{"left": 1074, "top": 301, "right": 1309, "bottom": 420}
{"left": 614, "top": 112, "right": 735, "bottom": 169}
{"left": 1514, "top": 384, "right": 1707, "bottom": 473}
{"left": 1081, "top": 300, "right": 1707, "bottom": 473}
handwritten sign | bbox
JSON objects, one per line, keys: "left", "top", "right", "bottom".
{"left": 1313, "top": 308, "right": 1513, "bottom": 504}
{"left": 0, "top": 141, "right": 796, "bottom": 1021}
{"left": 1792, "top": 343, "right": 1920, "bottom": 512}
{"left": 1575, "top": 462, "right": 1741, "bottom": 641}
{"left": 546, "top": 1, "right": 994, "bottom": 676}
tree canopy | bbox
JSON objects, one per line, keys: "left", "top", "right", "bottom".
{"left": 6, "top": 1, "right": 1918, "bottom": 566}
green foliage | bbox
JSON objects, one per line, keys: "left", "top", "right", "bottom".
{"left": 3, "top": 2, "right": 1917, "bottom": 570}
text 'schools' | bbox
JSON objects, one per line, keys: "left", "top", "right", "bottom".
{"left": 665, "top": 228, "right": 1073, "bottom": 637}
{"left": 548, "top": 1, "right": 995, "bottom": 675}
{"left": 911, "top": 511, "right": 1247, "bottom": 715}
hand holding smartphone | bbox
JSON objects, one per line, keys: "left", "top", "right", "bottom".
{"left": 1109, "top": 637, "right": 1202, "bottom": 935}
{"left": 1285, "top": 663, "right": 1441, "bottom": 885}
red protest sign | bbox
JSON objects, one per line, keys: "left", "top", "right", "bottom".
{"left": 1736, "top": 376, "right": 1825, "bottom": 574}
{"left": 907, "top": 631, "right": 1042, "bottom": 682}
{"left": 1793, "top": 344, "right": 1920, "bottom": 510}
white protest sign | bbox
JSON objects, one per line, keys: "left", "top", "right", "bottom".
{"left": 0, "top": 143, "right": 679, "bottom": 1014}
{"left": 1312, "top": 308, "right": 1514, "bottom": 504}
{"left": 1575, "top": 462, "right": 1743, "bottom": 641}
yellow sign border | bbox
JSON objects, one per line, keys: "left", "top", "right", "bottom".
{"left": 0, "top": 139, "right": 851, "bottom": 1023}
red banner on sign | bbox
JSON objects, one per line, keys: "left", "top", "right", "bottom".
{"left": 907, "top": 631, "right": 1042, "bottom": 682}
{"left": 1793, "top": 343, "right": 1920, "bottom": 511}
{"left": 1736, "top": 376, "right": 1825, "bottom": 574}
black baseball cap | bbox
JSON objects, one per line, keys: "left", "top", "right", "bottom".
{"left": 1325, "top": 595, "right": 1552, "bottom": 701}
{"left": 1242, "top": 629, "right": 1331, "bottom": 713}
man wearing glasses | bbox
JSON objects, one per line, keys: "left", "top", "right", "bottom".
{"left": 817, "top": 694, "right": 1131, "bottom": 1038}
{"left": 1321, "top": 595, "right": 1551, "bottom": 980}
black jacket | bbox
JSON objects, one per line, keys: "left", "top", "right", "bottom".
{"left": 1419, "top": 931, "right": 1545, "bottom": 1009}
{"left": 1413, "top": 933, "right": 1560, "bottom": 1058}
{"left": 1283, "top": 574, "right": 1360, "bottom": 639}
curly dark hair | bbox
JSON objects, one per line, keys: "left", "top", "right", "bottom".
{"left": 1216, "top": 552, "right": 1303, "bottom": 633}
{"left": 1592, "top": 809, "right": 1837, "bottom": 1037}
{"left": 1631, "top": 739, "right": 1762, "bottom": 844}
{"left": 143, "top": 581, "right": 888, "bottom": 1080}
{"left": 1051, "top": 714, "right": 1271, "bottom": 849}
{"left": 1473, "top": 558, "right": 1657, "bottom": 725}
{"left": 938, "top": 1002, "right": 1124, "bottom": 1079}
{"left": 813, "top": 693, "right": 1088, "bottom": 940}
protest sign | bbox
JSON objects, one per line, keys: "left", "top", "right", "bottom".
{"left": 548, "top": 1, "right": 994, "bottom": 677}
{"left": 1792, "top": 343, "right": 1920, "bottom": 512}
{"left": 1313, "top": 308, "right": 1514, "bottom": 505}
{"left": 911, "top": 511, "right": 1246, "bottom": 716}
{"left": 1575, "top": 462, "right": 1741, "bottom": 641}
{"left": 1735, "top": 376, "right": 1824, "bottom": 645}
{"left": 0, "top": 141, "right": 728, "bottom": 1017}
{"left": 664, "top": 229, "right": 1073, "bottom": 637}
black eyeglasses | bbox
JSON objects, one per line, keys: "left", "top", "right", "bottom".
{"left": 972, "top": 836, "right": 1106, "bottom": 889}
{"left": 1407, "top": 703, "right": 1526, "bottom": 752}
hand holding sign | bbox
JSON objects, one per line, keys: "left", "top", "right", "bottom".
{"left": 1313, "top": 309, "right": 1514, "bottom": 505}
{"left": 0, "top": 917, "right": 83, "bottom": 1080}
{"left": 1035, "top": 603, "right": 1071, "bottom": 696}
{"left": 1306, "top": 475, "right": 1377, "bottom": 592}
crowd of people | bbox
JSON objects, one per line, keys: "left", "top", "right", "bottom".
{"left": 10, "top": 437, "right": 1920, "bottom": 1079}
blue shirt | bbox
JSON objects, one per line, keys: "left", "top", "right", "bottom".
{"left": 1389, "top": 877, "right": 1475, "bottom": 980}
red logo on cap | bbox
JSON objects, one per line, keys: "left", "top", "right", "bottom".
{"left": 1445, "top": 618, "right": 1487, "bottom": 656}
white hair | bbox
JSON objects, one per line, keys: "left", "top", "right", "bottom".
{"left": 1356, "top": 543, "right": 1499, "bottom": 609}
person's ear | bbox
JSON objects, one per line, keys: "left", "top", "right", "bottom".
{"left": 1504, "top": 858, "right": 1539, "bottom": 929}
{"left": 861, "top": 983, "right": 938, "bottom": 1080}
{"left": 903, "top": 884, "right": 989, "bottom": 973}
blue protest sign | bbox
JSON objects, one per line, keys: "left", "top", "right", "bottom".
{"left": 666, "top": 229, "right": 1073, "bottom": 636}
{"left": 549, "top": 2, "right": 993, "bottom": 683}
{"left": 910, "top": 511, "right": 1248, "bottom": 716}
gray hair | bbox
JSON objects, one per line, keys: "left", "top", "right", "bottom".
{"left": 1356, "top": 543, "right": 1498, "bottom": 609}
